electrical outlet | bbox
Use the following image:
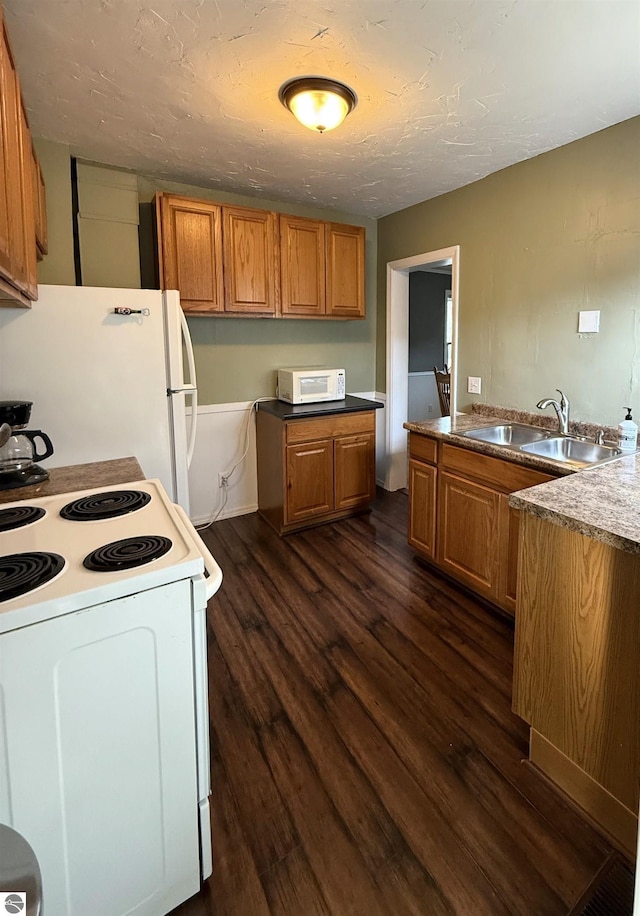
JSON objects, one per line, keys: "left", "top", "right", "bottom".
{"left": 218, "top": 473, "right": 228, "bottom": 488}
{"left": 427, "top": 403, "right": 433, "bottom": 414}
{"left": 467, "top": 376, "right": 482, "bottom": 394}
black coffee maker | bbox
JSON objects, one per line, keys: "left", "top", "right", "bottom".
{"left": 0, "top": 400, "right": 55, "bottom": 491}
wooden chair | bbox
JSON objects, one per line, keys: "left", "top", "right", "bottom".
{"left": 433, "top": 365, "right": 451, "bottom": 416}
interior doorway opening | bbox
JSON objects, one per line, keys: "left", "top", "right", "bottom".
{"left": 385, "top": 245, "right": 460, "bottom": 491}
{"left": 406, "top": 270, "right": 453, "bottom": 423}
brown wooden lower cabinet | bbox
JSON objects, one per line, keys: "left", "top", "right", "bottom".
{"left": 438, "top": 471, "right": 501, "bottom": 600}
{"left": 513, "top": 511, "right": 640, "bottom": 854}
{"left": 285, "top": 439, "right": 334, "bottom": 523}
{"left": 407, "top": 432, "right": 555, "bottom": 615}
{"left": 408, "top": 459, "right": 437, "bottom": 559}
{"left": 334, "top": 433, "right": 375, "bottom": 509}
{"left": 258, "top": 408, "right": 377, "bottom": 535}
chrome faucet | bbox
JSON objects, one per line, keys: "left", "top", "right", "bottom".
{"left": 537, "top": 389, "right": 570, "bottom": 435}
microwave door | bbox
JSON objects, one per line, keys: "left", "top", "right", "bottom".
{"left": 300, "top": 375, "right": 330, "bottom": 400}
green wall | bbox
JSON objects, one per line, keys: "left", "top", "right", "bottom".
{"left": 377, "top": 117, "right": 640, "bottom": 427}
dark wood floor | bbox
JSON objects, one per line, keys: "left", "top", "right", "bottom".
{"left": 172, "top": 489, "right": 619, "bottom": 916}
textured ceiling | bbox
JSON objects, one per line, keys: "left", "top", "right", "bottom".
{"left": 4, "top": 0, "right": 640, "bottom": 218}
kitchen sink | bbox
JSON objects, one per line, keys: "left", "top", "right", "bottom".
{"left": 457, "top": 422, "right": 626, "bottom": 469}
{"left": 520, "top": 437, "right": 623, "bottom": 467}
{"left": 460, "top": 424, "right": 552, "bottom": 446}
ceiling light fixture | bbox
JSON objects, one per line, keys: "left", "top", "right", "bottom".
{"left": 279, "top": 77, "right": 357, "bottom": 133}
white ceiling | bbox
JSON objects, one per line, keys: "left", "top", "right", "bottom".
{"left": 4, "top": 0, "right": 640, "bottom": 218}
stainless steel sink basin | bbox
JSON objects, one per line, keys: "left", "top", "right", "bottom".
{"left": 460, "top": 424, "right": 552, "bottom": 446}
{"left": 458, "top": 422, "right": 626, "bottom": 469}
{"left": 520, "top": 436, "right": 623, "bottom": 467}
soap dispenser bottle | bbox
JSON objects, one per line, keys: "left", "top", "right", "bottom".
{"left": 617, "top": 408, "right": 638, "bottom": 451}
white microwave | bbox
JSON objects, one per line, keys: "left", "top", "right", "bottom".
{"left": 277, "top": 367, "right": 346, "bottom": 404}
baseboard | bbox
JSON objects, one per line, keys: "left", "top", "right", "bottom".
{"left": 530, "top": 729, "right": 638, "bottom": 857}
{"left": 192, "top": 502, "right": 258, "bottom": 527}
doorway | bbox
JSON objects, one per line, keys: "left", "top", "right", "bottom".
{"left": 385, "top": 245, "right": 460, "bottom": 491}
{"left": 407, "top": 271, "right": 452, "bottom": 423}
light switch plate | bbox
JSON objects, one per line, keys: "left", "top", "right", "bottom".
{"left": 578, "top": 310, "right": 600, "bottom": 333}
{"left": 467, "top": 376, "right": 482, "bottom": 394}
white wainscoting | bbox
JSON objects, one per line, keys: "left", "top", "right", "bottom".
{"left": 188, "top": 393, "right": 387, "bottom": 525}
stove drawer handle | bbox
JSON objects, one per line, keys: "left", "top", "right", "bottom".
{"left": 173, "top": 504, "right": 223, "bottom": 601}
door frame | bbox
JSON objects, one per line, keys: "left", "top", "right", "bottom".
{"left": 385, "top": 245, "right": 460, "bottom": 491}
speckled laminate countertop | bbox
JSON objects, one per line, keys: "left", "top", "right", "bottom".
{"left": 0, "top": 457, "right": 144, "bottom": 504}
{"left": 510, "top": 455, "right": 640, "bottom": 554}
{"left": 406, "top": 407, "right": 640, "bottom": 554}
{"left": 404, "top": 413, "right": 577, "bottom": 477}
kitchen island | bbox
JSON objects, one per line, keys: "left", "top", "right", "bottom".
{"left": 0, "top": 457, "right": 144, "bottom": 503}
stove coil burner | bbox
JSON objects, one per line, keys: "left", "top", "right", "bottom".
{"left": 0, "top": 506, "right": 46, "bottom": 532}
{"left": 60, "top": 490, "right": 151, "bottom": 522}
{"left": 83, "top": 535, "right": 172, "bottom": 572}
{"left": 0, "top": 552, "right": 65, "bottom": 602}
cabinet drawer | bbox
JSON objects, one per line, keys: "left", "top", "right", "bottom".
{"left": 409, "top": 433, "right": 437, "bottom": 465}
{"left": 440, "top": 443, "right": 555, "bottom": 493}
{"left": 286, "top": 411, "right": 375, "bottom": 444}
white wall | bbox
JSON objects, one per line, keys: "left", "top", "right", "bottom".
{"left": 189, "top": 394, "right": 387, "bottom": 526}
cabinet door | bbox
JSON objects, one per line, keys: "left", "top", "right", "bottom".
{"left": 0, "top": 23, "right": 26, "bottom": 292}
{"left": 280, "top": 214, "right": 325, "bottom": 316}
{"left": 325, "top": 222, "right": 365, "bottom": 318}
{"left": 0, "top": 14, "right": 11, "bottom": 280}
{"left": 438, "top": 470, "right": 501, "bottom": 599}
{"left": 408, "top": 459, "right": 437, "bottom": 560}
{"left": 223, "top": 206, "right": 277, "bottom": 314}
{"left": 285, "top": 439, "right": 334, "bottom": 523}
{"left": 158, "top": 195, "right": 224, "bottom": 313}
{"left": 334, "top": 432, "right": 375, "bottom": 510}
{"left": 16, "top": 93, "right": 36, "bottom": 299}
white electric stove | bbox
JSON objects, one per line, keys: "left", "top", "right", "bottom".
{"left": 0, "top": 479, "right": 222, "bottom": 916}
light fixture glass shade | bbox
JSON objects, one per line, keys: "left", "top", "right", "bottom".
{"left": 279, "top": 78, "right": 357, "bottom": 133}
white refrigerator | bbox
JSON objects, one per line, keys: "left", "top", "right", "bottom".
{"left": 0, "top": 284, "right": 198, "bottom": 516}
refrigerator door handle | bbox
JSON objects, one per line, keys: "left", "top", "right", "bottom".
{"left": 186, "top": 386, "right": 198, "bottom": 468}
{"left": 180, "top": 309, "right": 199, "bottom": 468}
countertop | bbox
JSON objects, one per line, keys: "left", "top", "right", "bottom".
{"left": 0, "top": 457, "right": 144, "bottom": 504}
{"left": 405, "top": 413, "right": 576, "bottom": 477}
{"left": 407, "top": 408, "right": 640, "bottom": 555}
{"left": 510, "top": 454, "right": 640, "bottom": 554}
{"left": 258, "top": 395, "right": 383, "bottom": 421}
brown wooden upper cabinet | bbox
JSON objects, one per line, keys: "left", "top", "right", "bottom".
{"left": 223, "top": 206, "right": 277, "bottom": 315}
{"left": 279, "top": 215, "right": 366, "bottom": 319}
{"left": 280, "top": 215, "right": 325, "bottom": 317}
{"left": 155, "top": 192, "right": 365, "bottom": 319}
{"left": 326, "top": 222, "right": 365, "bottom": 318}
{"left": 0, "top": 7, "right": 44, "bottom": 307}
{"left": 155, "top": 194, "right": 224, "bottom": 314}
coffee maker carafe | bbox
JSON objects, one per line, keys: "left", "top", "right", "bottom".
{"left": 0, "top": 400, "right": 54, "bottom": 491}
